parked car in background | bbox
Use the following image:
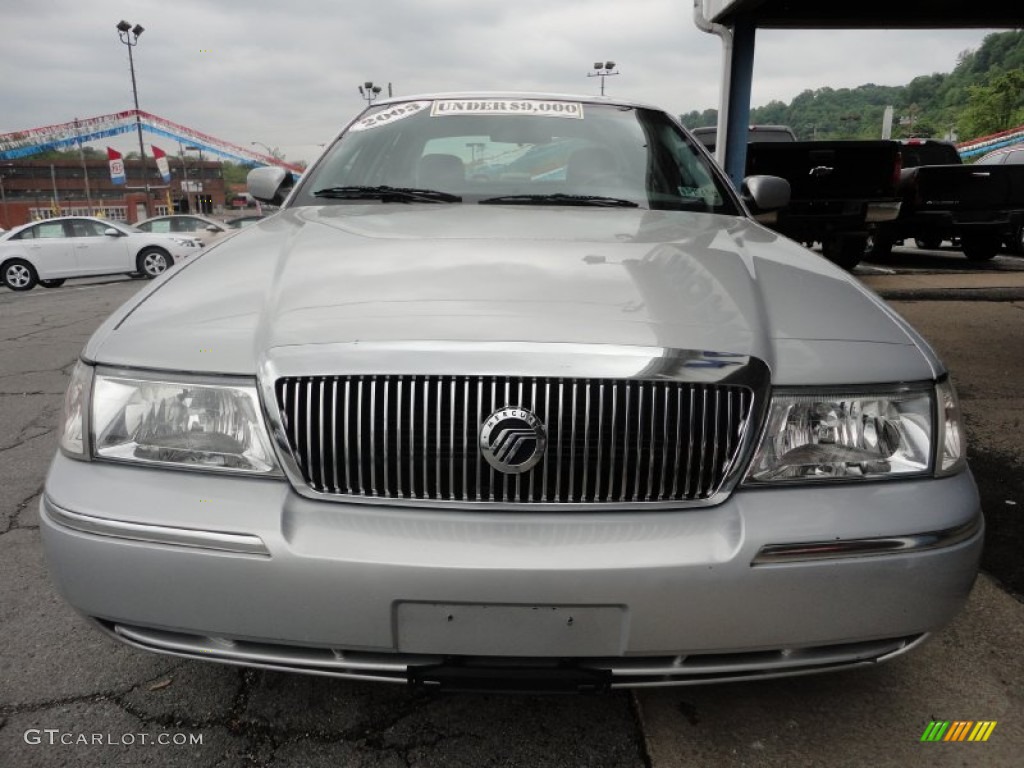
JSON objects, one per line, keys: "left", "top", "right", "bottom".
{"left": 975, "top": 145, "right": 1024, "bottom": 166}
{"left": 136, "top": 214, "right": 232, "bottom": 246}
{"left": 975, "top": 144, "right": 1024, "bottom": 253}
{"left": 691, "top": 124, "right": 903, "bottom": 270}
{"left": 866, "top": 139, "right": 1024, "bottom": 261}
{"left": 0, "top": 216, "right": 199, "bottom": 291}
{"left": 42, "top": 93, "right": 980, "bottom": 691}
{"left": 224, "top": 214, "right": 266, "bottom": 229}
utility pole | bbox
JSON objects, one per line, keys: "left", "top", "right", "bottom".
{"left": 74, "top": 118, "right": 95, "bottom": 215}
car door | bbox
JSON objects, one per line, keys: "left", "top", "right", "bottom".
{"left": 8, "top": 221, "right": 76, "bottom": 277}
{"left": 67, "top": 219, "right": 129, "bottom": 275}
{"left": 176, "top": 217, "right": 225, "bottom": 245}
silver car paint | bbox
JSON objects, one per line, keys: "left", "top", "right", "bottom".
{"left": 42, "top": 453, "right": 980, "bottom": 657}
{"left": 85, "top": 206, "right": 939, "bottom": 385}
{"left": 43, "top": 94, "right": 978, "bottom": 687}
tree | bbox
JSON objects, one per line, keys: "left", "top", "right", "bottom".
{"left": 958, "top": 69, "right": 1024, "bottom": 138}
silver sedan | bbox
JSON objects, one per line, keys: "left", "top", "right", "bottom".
{"left": 42, "top": 94, "right": 981, "bottom": 692}
{"left": 1, "top": 216, "right": 200, "bottom": 290}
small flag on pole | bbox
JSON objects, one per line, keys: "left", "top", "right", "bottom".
{"left": 107, "top": 147, "right": 126, "bottom": 185}
{"left": 152, "top": 145, "right": 171, "bottom": 183}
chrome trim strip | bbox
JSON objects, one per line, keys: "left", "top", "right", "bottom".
{"left": 263, "top": 341, "right": 760, "bottom": 382}
{"left": 383, "top": 378, "right": 390, "bottom": 497}
{"left": 751, "top": 515, "right": 983, "bottom": 566}
{"left": 865, "top": 201, "right": 902, "bottom": 223}
{"left": 99, "top": 619, "right": 926, "bottom": 689}
{"left": 331, "top": 379, "right": 340, "bottom": 493}
{"left": 43, "top": 497, "right": 270, "bottom": 556}
{"left": 357, "top": 378, "right": 365, "bottom": 495}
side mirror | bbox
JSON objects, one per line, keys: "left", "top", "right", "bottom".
{"left": 741, "top": 175, "right": 790, "bottom": 212}
{"left": 247, "top": 166, "right": 295, "bottom": 205}
{"left": 103, "top": 227, "right": 122, "bottom": 237}
{"left": 205, "top": 224, "right": 221, "bottom": 232}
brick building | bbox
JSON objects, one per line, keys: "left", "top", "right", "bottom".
{"left": 0, "top": 156, "right": 226, "bottom": 229}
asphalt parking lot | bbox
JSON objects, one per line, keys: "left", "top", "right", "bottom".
{"left": 1, "top": 247, "right": 1022, "bottom": 767}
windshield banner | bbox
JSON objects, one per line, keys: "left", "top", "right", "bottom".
{"left": 430, "top": 100, "right": 584, "bottom": 119}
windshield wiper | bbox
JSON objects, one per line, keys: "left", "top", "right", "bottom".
{"left": 477, "top": 193, "right": 638, "bottom": 208}
{"left": 313, "top": 185, "right": 462, "bottom": 203}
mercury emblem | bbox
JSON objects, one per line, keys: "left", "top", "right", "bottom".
{"left": 479, "top": 406, "right": 547, "bottom": 474}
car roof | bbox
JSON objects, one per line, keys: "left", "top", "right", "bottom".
{"left": 2, "top": 216, "right": 123, "bottom": 235}
{"left": 367, "top": 91, "right": 666, "bottom": 112}
{"left": 978, "top": 145, "right": 1023, "bottom": 163}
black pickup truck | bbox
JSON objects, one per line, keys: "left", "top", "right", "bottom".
{"left": 866, "top": 139, "right": 1024, "bottom": 261}
{"left": 691, "top": 126, "right": 903, "bottom": 269}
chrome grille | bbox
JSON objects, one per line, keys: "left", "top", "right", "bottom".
{"left": 275, "top": 376, "right": 755, "bottom": 504}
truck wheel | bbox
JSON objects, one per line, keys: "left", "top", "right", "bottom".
{"left": 914, "top": 236, "right": 942, "bottom": 250}
{"left": 960, "top": 236, "right": 999, "bottom": 262}
{"left": 822, "top": 235, "right": 866, "bottom": 270}
{"left": 865, "top": 233, "right": 893, "bottom": 261}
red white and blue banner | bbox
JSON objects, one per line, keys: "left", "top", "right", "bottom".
{"left": 151, "top": 144, "right": 171, "bottom": 183}
{"left": 107, "top": 147, "right": 126, "bottom": 185}
{"left": 0, "top": 109, "right": 303, "bottom": 173}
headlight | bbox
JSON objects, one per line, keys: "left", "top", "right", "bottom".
{"left": 744, "top": 384, "right": 959, "bottom": 483}
{"left": 77, "top": 368, "right": 282, "bottom": 475}
{"left": 59, "top": 360, "right": 92, "bottom": 458}
{"left": 935, "top": 378, "right": 966, "bottom": 476}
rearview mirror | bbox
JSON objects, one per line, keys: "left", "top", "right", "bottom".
{"left": 741, "top": 175, "right": 790, "bottom": 212}
{"left": 248, "top": 166, "right": 295, "bottom": 205}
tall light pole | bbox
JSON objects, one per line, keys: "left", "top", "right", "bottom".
{"left": 587, "top": 61, "right": 619, "bottom": 96}
{"left": 250, "top": 140, "right": 280, "bottom": 161}
{"left": 185, "top": 146, "right": 206, "bottom": 213}
{"left": 74, "top": 119, "right": 95, "bottom": 215}
{"left": 116, "top": 20, "right": 151, "bottom": 217}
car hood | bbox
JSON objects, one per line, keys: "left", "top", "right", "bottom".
{"left": 85, "top": 206, "right": 939, "bottom": 385}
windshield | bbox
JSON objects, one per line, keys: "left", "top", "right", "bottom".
{"left": 292, "top": 98, "right": 738, "bottom": 214}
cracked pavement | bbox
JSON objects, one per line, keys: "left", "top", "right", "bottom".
{"left": 1, "top": 277, "right": 1022, "bottom": 767}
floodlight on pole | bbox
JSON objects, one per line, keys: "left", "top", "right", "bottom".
{"left": 116, "top": 19, "right": 152, "bottom": 217}
{"left": 586, "top": 60, "right": 620, "bottom": 96}
{"left": 358, "top": 81, "right": 384, "bottom": 105}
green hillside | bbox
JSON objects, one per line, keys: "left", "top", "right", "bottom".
{"left": 680, "top": 29, "right": 1024, "bottom": 142}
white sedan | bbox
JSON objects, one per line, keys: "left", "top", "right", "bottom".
{"left": 0, "top": 216, "right": 200, "bottom": 291}
{"left": 135, "top": 214, "right": 232, "bottom": 246}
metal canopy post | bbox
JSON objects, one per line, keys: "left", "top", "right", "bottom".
{"left": 723, "top": 19, "right": 755, "bottom": 186}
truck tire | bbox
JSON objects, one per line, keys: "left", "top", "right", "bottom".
{"left": 960, "top": 235, "right": 999, "bottom": 262}
{"left": 1009, "top": 224, "right": 1024, "bottom": 255}
{"left": 822, "top": 235, "right": 866, "bottom": 270}
{"left": 865, "top": 232, "right": 894, "bottom": 261}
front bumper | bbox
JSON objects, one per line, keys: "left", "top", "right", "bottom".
{"left": 41, "top": 453, "right": 983, "bottom": 687}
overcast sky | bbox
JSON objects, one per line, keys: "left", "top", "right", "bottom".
{"left": 0, "top": 0, "right": 1003, "bottom": 164}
